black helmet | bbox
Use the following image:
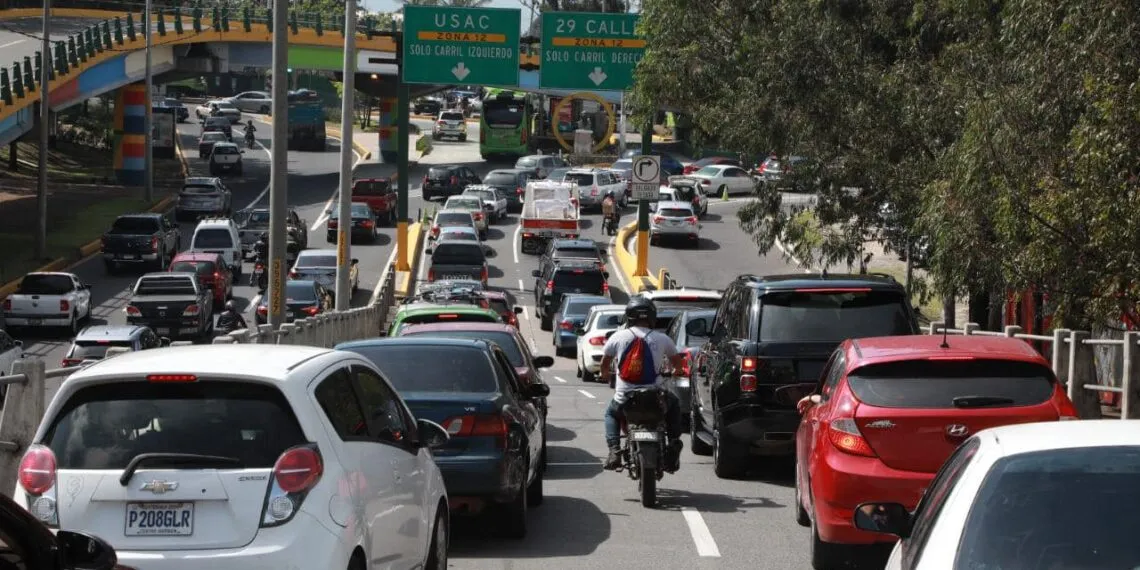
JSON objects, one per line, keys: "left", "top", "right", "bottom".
{"left": 624, "top": 295, "right": 657, "bottom": 324}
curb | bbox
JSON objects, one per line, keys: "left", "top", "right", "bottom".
{"left": 613, "top": 222, "right": 661, "bottom": 293}
{"left": 0, "top": 194, "right": 177, "bottom": 302}
{"left": 394, "top": 222, "right": 425, "bottom": 299}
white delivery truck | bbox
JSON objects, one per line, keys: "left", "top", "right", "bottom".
{"left": 518, "top": 180, "right": 580, "bottom": 254}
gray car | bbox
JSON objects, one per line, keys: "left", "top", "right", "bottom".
{"left": 290, "top": 249, "right": 359, "bottom": 301}
{"left": 425, "top": 240, "right": 488, "bottom": 287}
{"left": 664, "top": 308, "right": 716, "bottom": 429}
{"left": 62, "top": 325, "right": 167, "bottom": 367}
{"left": 551, "top": 293, "right": 611, "bottom": 357}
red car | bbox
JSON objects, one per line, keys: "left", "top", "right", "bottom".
{"left": 794, "top": 334, "right": 1078, "bottom": 568}
{"left": 481, "top": 290, "right": 523, "bottom": 328}
{"left": 168, "top": 252, "right": 232, "bottom": 304}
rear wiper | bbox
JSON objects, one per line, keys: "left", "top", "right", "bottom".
{"left": 120, "top": 453, "right": 242, "bottom": 486}
{"left": 952, "top": 396, "right": 1016, "bottom": 408}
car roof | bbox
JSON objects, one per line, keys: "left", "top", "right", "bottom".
{"left": 974, "top": 419, "right": 1140, "bottom": 457}
{"left": 213, "top": 142, "right": 238, "bottom": 148}
{"left": 399, "top": 322, "right": 517, "bottom": 335}
{"left": 588, "top": 304, "right": 625, "bottom": 314}
{"left": 184, "top": 177, "right": 218, "bottom": 185}
{"left": 339, "top": 337, "right": 496, "bottom": 353}
{"left": 399, "top": 303, "right": 499, "bottom": 315}
{"left": 738, "top": 273, "right": 905, "bottom": 292}
{"left": 67, "top": 344, "right": 332, "bottom": 381}
{"left": 845, "top": 335, "right": 1049, "bottom": 367}
{"left": 299, "top": 249, "right": 337, "bottom": 257}
{"left": 488, "top": 169, "right": 528, "bottom": 175}
{"left": 75, "top": 325, "right": 146, "bottom": 340}
{"left": 24, "top": 271, "right": 75, "bottom": 278}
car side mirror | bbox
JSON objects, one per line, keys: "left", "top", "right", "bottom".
{"left": 159, "top": 337, "right": 171, "bottom": 347}
{"left": 526, "top": 383, "right": 551, "bottom": 399}
{"left": 853, "top": 502, "right": 912, "bottom": 538}
{"left": 415, "top": 418, "right": 450, "bottom": 450}
{"left": 514, "top": 306, "right": 523, "bottom": 314}
{"left": 533, "top": 355, "right": 554, "bottom": 368}
{"left": 531, "top": 269, "right": 541, "bottom": 278}
{"left": 57, "top": 529, "right": 119, "bottom": 570}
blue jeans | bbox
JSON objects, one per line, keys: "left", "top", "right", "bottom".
{"left": 604, "top": 391, "right": 683, "bottom": 449}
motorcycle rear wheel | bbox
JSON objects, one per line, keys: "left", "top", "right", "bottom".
{"left": 639, "top": 466, "right": 656, "bottom": 508}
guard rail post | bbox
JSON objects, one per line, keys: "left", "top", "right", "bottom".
{"left": 0, "top": 359, "right": 46, "bottom": 496}
{"left": 256, "top": 324, "right": 273, "bottom": 343}
{"left": 1051, "top": 328, "right": 1072, "bottom": 391}
{"left": 335, "top": 312, "right": 348, "bottom": 343}
{"left": 301, "top": 318, "right": 316, "bottom": 345}
{"left": 277, "top": 323, "right": 297, "bottom": 345}
{"left": 1067, "top": 330, "right": 1100, "bottom": 418}
{"left": 229, "top": 329, "right": 251, "bottom": 344}
{"left": 963, "top": 323, "right": 979, "bottom": 335}
{"left": 1123, "top": 332, "right": 1140, "bottom": 419}
{"left": 1003, "top": 325, "right": 1022, "bottom": 337}
{"left": 291, "top": 319, "right": 306, "bottom": 345}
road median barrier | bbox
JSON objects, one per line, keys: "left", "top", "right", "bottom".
{"left": 394, "top": 222, "right": 425, "bottom": 300}
{"left": 614, "top": 221, "right": 659, "bottom": 293}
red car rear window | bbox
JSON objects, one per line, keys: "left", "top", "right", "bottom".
{"left": 846, "top": 359, "right": 1055, "bottom": 409}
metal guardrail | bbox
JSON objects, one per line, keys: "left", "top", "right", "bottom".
{"left": 929, "top": 321, "right": 1140, "bottom": 420}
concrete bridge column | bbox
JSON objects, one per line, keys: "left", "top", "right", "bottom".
{"left": 378, "top": 97, "right": 397, "bottom": 163}
{"left": 113, "top": 82, "right": 148, "bottom": 186}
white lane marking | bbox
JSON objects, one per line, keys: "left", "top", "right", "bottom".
{"left": 370, "top": 243, "right": 402, "bottom": 305}
{"left": 0, "top": 39, "right": 24, "bottom": 49}
{"left": 310, "top": 131, "right": 366, "bottom": 232}
{"left": 520, "top": 305, "right": 529, "bottom": 321}
{"left": 577, "top": 389, "right": 596, "bottom": 399}
{"left": 773, "top": 234, "right": 813, "bottom": 274}
{"left": 517, "top": 278, "right": 524, "bottom": 292}
{"left": 512, "top": 223, "right": 521, "bottom": 265}
{"left": 240, "top": 120, "right": 275, "bottom": 209}
{"left": 553, "top": 375, "right": 567, "bottom": 383}
{"left": 681, "top": 508, "right": 722, "bottom": 557}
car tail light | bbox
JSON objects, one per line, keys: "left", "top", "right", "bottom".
{"left": 150, "top": 237, "right": 159, "bottom": 251}
{"left": 591, "top": 186, "right": 599, "bottom": 196}
{"left": 442, "top": 414, "right": 508, "bottom": 449}
{"left": 289, "top": 271, "right": 299, "bottom": 279}
{"left": 58, "top": 300, "right": 70, "bottom": 312}
{"left": 61, "top": 358, "right": 83, "bottom": 367}
{"left": 438, "top": 120, "right": 446, "bottom": 126}
{"left": 261, "top": 444, "right": 323, "bottom": 528}
{"left": 182, "top": 304, "right": 201, "bottom": 316}
{"left": 362, "top": 219, "right": 374, "bottom": 228}
{"left": 739, "top": 356, "right": 759, "bottom": 392}
{"left": 678, "top": 351, "right": 691, "bottom": 376}
{"left": 545, "top": 280, "right": 553, "bottom": 292}
{"left": 2, "top": 299, "right": 9, "bottom": 312}
{"left": 18, "top": 444, "right": 58, "bottom": 526}
{"left": 473, "top": 212, "right": 483, "bottom": 221}
{"left": 589, "top": 336, "right": 606, "bottom": 346}
{"left": 521, "top": 129, "right": 528, "bottom": 144}
{"left": 559, "top": 319, "right": 574, "bottom": 331}
{"left": 828, "top": 418, "right": 877, "bottom": 457}
{"left": 328, "top": 219, "right": 338, "bottom": 229}
{"left": 450, "top": 175, "right": 458, "bottom": 185}
{"left": 480, "top": 266, "right": 488, "bottom": 283}
{"left": 431, "top": 225, "right": 440, "bottom": 236}
{"left": 653, "top": 216, "right": 664, "bottom": 224}
{"left": 1054, "top": 384, "right": 1079, "bottom": 420}
{"left": 148, "top": 374, "right": 198, "bottom": 382}
{"left": 302, "top": 306, "right": 319, "bottom": 316}
{"left": 427, "top": 268, "right": 436, "bottom": 281}
{"left": 516, "top": 187, "right": 524, "bottom": 195}
{"left": 257, "top": 305, "right": 268, "bottom": 316}
{"left": 602, "top": 281, "right": 609, "bottom": 294}
{"left": 125, "top": 305, "right": 141, "bottom": 317}
{"left": 255, "top": 262, "right": 265, "bottom": 271}
{"left": 685, "top": 216, "right": 698, "bottom": 224}
{"left": 422, "top": 176, "right": 429, "bottom": 186}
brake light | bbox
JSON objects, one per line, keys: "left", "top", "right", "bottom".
{"left": 257, "top": 305, "right": 268, "bottom": 315}
{"left": 480, "top": 265, "right": 488, "bottom": 283}
{"left": 480, "top": 128, "right": 486, "bottom": 143}
{"left": 182, "top": 304, "right": 201, "bottom": 316}
{"left": 685, "top": 216, "right": 698, "bottom": 224}
{"left": 422, "top": 176, "right": 429, "bottom": 186}
{"left": 442, "top": 414, "right": 508, "bottom": 449}
{"left": 431, "top": 225, "right": 440, "bottom": 236}
{"left": 125, "top": 305, "right": 141, "bottom": 317}
{"left": 362, "top": 219, "right": 374, "bottom": 228}
{"left": 741, "top": 357, "right": 757, "bottom": 371}
{"left": 56, "top": 299, "right": 69, "bottom": 313}
{"left": 591, "top": 186, "right": 599, "bottom": 196}
{"left": 427, "top": 268, "right": 435, "bottom": 281}
{"left": 1, "top": 299, "right": 9, "bottom": 311}
{"left": 559, "top": 320, "right": 574, "bottom": 331}
{"left": 1054, "top": 384, "right": 1079, "bottom": 420}
{"left": 794, "top": 288, "right": 873, "bottom": 293}
{"left": 289, "top": 271, "right": 299, "bottom": 279}
{"left": 678, "top": 351, "right": 691, "bottom": 376}
{"left": 516, "top": 187, "right": 524, "bottom": 195}
{"left": 328, "top": 219, "right": 338, "bottom": 229}
{"left": 148, "top": 374, "right": 198, "bottom": 382}
{"left": 602, "top": 281, "right": 609, "bottom": 294}
{"left": 273, "top": 445, "right": 323, "bottom": 493}
{"left": 828, "top": 418, "right": 877, "bottom": 457}
{"left": 450, "top": 176, "right": 458, "bottom": 185}
{"left": 653, "top": 216, "right": 664, "bottom": 223}
{"left": 437, "top": 120, "right": 446, "bottom": 126}
{"left": 589, "top": 336, "right": 606, "bottom": 346}
{"left": 302, "top": 306, "right": 320, "bottom": 316}
{"left": 473, "top": 212, "right": 483, "bottom": 221}
{"left": 437, "top": 314, "right": 459, "bottom": 319}
{"left": 739, "top": 356, "right": 758, "bottom": 392}
{"left": 545, "top": 280, "right": 553, "bottom": 292}
{"left": 18, "top": 444, "right": 56, "bottom": 495}
{"left": 150, "top": 237, "right": 159, "bottom": 251}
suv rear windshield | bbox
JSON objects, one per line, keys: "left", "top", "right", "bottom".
{"left": 297, "top": 254, "right": 336, "bottom": 268}
{"left": 213, "top": 146, "right": 239, "bottom": 155}
{"left": 553, "top": 269, "right": 605, "bottom": 291}
{"left": 68, "top": 340, "right": 134, "bottom": 360}
{"left": 353, "top": 180, "right": 391, "bottom": 195}
{"left": 428, "top": 167, "right": 456, "bottom": 180}
{"left": 759, "top": 289, "right": 914, "bottom": 342}
{"left": 17, "top": 274, "right": 74, "bottom": 294}
{"left": 658, "top": 207, "right": 693, "bottom": 218}
{"left": 111, "top": 216, "right": 160, "bottom": 233}
{"left": 553, "top": 246, "right": 598, "bottom": 260}
{"left": 347, "top": 345, "right": 498, "bottom": 392}
{"left": 432, "top": 243, "right": 485, "bottom": 264}
{"left": 848, "top": 359, "right": 1055, "bottom": 409}
{"left": 170, "top": 260, "right": 216, "bottom": 276}
{"left": 437, "top": 212, "right": 473, "bottom": 226}
{"left": 181, "top": 185, "right": 217, "bottom": 195}
{"left": 440, "top": 112, "right": 464, "bottom": 121}
{"left": 44, "top": 381, "right": 306, "bottom": 469}
{"left": 564, "top": 173, "right": 594, "bottom": 187}
{"left": 193, "top": 228, "right": 234, "bottom": 248}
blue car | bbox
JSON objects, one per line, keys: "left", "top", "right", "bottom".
{"left": 552, "top": 293, "right": 611, "bottom": 357}
{"left": 337, "top": 336, "right": 549, "bottom": 538}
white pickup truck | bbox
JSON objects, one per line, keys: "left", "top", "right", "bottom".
{"left": 1, "top": 272, "right": 93, "bottom": 334}
{"left": 519, "top": 180, "right": 580, "bottom": 254}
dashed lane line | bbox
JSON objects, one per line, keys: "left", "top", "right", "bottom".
{"left": 578, "top": 389, "right": 596, "bottom": 399}
{"left": 681, "top": 508, "right": 722, "bottom": 557}
{"left": 553, "top": 376, "right": 567, "bottom": 383}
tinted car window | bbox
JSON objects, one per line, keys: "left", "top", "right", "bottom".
{"left": 403, "top": 330, "right": 525, "bottom": 366}
{"left": 564, "top": 298, "right": 608, "bottom": 315}
{"left": 652, "top": 298, "right": 722, "bottom": 310}
{"left": 440, "top": 112, "right": 464, "bottom": 121}
{"left": 564, "top": 173, "right": 594, "bottom": 187}
{"left": 353, "top": 180, "right": 391, "bottom": 195}
{"left": 483, "top": 172, "right": 516, "bottom": 186}
{"left": 436, "top": 212, "right": 473, "bottom": 226}
{"left": 346, "top": 345, "right": 498, "bottom": 392}
{"left": 44, "top": 381, "right": 306, "bottom": 469}
{"left": 182, "top": 185, "right": 218, "bottom": 195}
{"left": 16, "top": 274, "right": 73, "bottom": 294}
{"left": 553, "top": 246, "right": 598, "bottom": 260}
{"left": 170, "top": 260, "right": 216, "bottom": 276}
{"left": 213, "top": 146, "right": 239, "bottom": 155}
{"left": 69, "top": 340, "right": 134, "bottom": 360}
{"left": 954, "top": 446, "right": 1140, "bottom": 569}
{"left": 432, "top": 243, "right": 486, "bottom": 264}
{"left": 758, "top": 290, "right": 914, "bottom": 342}
{"left": 553, "top": 270, "right": 605, "bottom": 291}
{"left": 285, "top": 281, "right": 319, "bottom": 301}
{"left": 847, "top": 359, "right": 1055, "bottom": 409}
{"left": 194, "top": 228, "right": 234, "bottom": 248}
{"left": 315, "top": 370, "right": 369, "bottom": 439}
{"left": 484, "top": 102, "right": 523, "bottom": 127}
{"left": 658, "top": 207, "right": 693, "bottom": 217}
{"left": 297, "top": 255, "right": 337, "bottom": 267}
{"left": 111, "top": 216, "right": 160, "bottom": 233}
{"left": 486, "top": 298, "right": 510, "bottom": 315}
{"left": 428, "top": 167, "right": 455, "bottom": 180}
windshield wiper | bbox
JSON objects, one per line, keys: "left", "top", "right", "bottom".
{"left": 952, "top": 396, "right": 1016, "bottom": 408}
{"left": 120, "top": 453, "right": 242, "bottom": 486}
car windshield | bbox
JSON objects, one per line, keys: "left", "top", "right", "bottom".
{"left": 954, "top": 445, "right": 1140, "bottom": 569}
{"left": 696, "top": 166, "right": 721, "bottom": 176}
{"left": 213, "top": 146, "right": 239, "bottom": 155}
{"left": 516, "top": 157, "right": 537, "bottom": 168}
{"left": 758, "top": 290, "right": 915, "bottom": 342}
{"left": 565, "top": 173, "right": 595, "bottom": 187}
{"left": 285, "top": 281, "right": 318, "bottom": 302}
{"left": 847, "top": 359, "right": 1055, "bottom": 408}
{"left": 353, "top": 179, "right": 390, "bottom": 195}
{"left": 135, "top": 276, "right": 196, "bottom": 295}
{"left": 564, "top": 298, "right": 608, "bottom": 316}
{"left": 483, "top": 172, "right": 516, "bottom": 186}
{"left": 658, "top": 207, "right": 693, "bottom": 217}
{"left": 297, "top": 254, "right": 336, "bottom": 268}
{"left": 202, "top": 132, "right": 226, "bottom": 141}
{"left": 193, "top": 228, "right": 233, "bottom": 248}
{"left": 43, "top": 381, "right": 306, "bottom": 469}
{"left": 181, "top": 185, "right": 218, "bottom": 195}
{"left": 467, "top": 190, "right": 495, "bottom": 202}
{"left": 404, "top": 330, "right": 524, "bottom": 366}
{"left": 437, "top": 212, "right": 473, "bottom": 226}
{"left": 611, "top": 160, "right": 633, "bottom": 170}
{"left": 592, "top": 312, "right": 624, "bottom": 330}
{"left": 432, "top": 243, "right": 485, "bottom": 264}
{"left": 440, "top": 112, "right": 464, "bottom": 121}
{"left": 68, "top": 340, "right": 135, "bottom": 360}
{"left": 348, "top": 345, "right": 499, "bottom": 392}
{"left": 110, "top": 216, "right": 160, "bottom": 233}
{"left": 169, "top": 261, "right": 215, "bottom": 276}
{"left": 17, "top": 274, "right": 73, "bottom": 294}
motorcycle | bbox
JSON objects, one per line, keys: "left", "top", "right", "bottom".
{"left": 245, "top": 130, "right": 256, "bottom": 149}
{"left": 250, "top": 259, "right": 268, "bottom": 291}
{"left": 615, "top": 386, "right": 671, "bottom": 508}
{"left": 215, "top": 313, "right": 249, "bottom": 337}
{"left": 601, "top": 211, "right": 620, "bottom": 236}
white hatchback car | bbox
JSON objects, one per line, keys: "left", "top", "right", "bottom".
{"left": 575, "top": 304, "right": 623, "bottom": 382}
{"left": 15, "top": 344, "right": 451, "bottom": 570}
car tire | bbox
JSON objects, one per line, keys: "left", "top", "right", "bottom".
{"left": 582, "top": 368, "right": 596, "bottom": 383}
{"left": 526, "top": 461, "right": 544, "bottom": 507}
{"left": 423, "top": 505, "right": 449, "bottom": 570}
{"left": 795, "top": 466, "right": 811, "bottom": 527}
{"left": 690, "top": 410, "right": 713, "bottom": 456}
{"left": 66, "top": 312, "right": 78, "bottom": 336}
{"left": 259, "top": 105, "right": 269, "bottom": 114}
{"left": 713, "top": 431, "right": 746, "bottom": 479}
{"left": 495, "top": 464, "right": 528, "bottom": 539}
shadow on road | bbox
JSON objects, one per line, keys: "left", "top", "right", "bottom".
{"left": 450, "top": 496, "right": 611, "bottom": 557}
{"left": 545, "top": 425, "right": 577, "bottom": 443}
{"left": 642, "top": 488, "right": 786, "bottom": 513}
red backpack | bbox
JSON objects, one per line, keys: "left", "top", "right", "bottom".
{"left": 617, "top": 330, "right": 657, "bottom": 385}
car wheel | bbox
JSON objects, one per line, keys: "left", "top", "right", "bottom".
{"left": 424, "top": 505, "right": 449, "bottom": 570}
{"left": 582, "top": 368, "right": 596, "bottom": 383}
{"left": 810, "top": 511, "right": 848, "bottom": 570}
{"left": 67, "top": 312, "right": 79, "bottom": 336}
{"left": 713, "top": 431, "right": 746, "bottom": 479}
{"left": 259, "top": 105, "right": 269, "bottom": 114}
{"left": 526, "top": 460, "right": 544, "bottom": 507}
{"left": 495, "top": 461, "right": 528, "bottom": 539}
{"left": 795, "top": 465, "right": 811, "bottom": 527}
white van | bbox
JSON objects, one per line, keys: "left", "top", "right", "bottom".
{"left": 188, "top": 218, "right": 243, "bottom": 277}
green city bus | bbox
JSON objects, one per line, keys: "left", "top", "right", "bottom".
{"left": 479, "top": 89, "right": 533, "bottom": 160}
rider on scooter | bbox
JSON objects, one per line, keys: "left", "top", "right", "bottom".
{"left": 245, "top": 120, "right": 256, "bottom": 147}
{"left": 216, "top": 300, "right": 248, "bottom": 333}
{"left": 601, "top": 190, "right": 619, "bottom": 233}
{"left": 599, "top": 296, "right": 686, "bottom": 471}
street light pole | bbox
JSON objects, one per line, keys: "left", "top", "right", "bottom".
{"left": 143, "top": 0, "right": 153, "bottom": 202}
{"left": 35, "top": 0, "right": 50, "bottom": 259}
{"left": 267, "top": 0, "right": 289, "bottom": 328}
{"left": 334, "top": 0, "right": 357, "bottom": 311}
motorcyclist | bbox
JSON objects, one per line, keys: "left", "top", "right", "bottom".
{"left": 601, "top": 190, "right": 619, "bottom": 233}
{"left": 254, "top": 233, "right": 269, "bottom": 262}
{"left": 245, "top": 120, "right": 256, "bottom": 146}
{"left": 216, "top": 300, "right": 248, "bottom": 333}
{"left": 599, "top": 296, "right": 686, "bottom": 471}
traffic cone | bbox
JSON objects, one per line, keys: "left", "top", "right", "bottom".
{"left": 721, "top": 186, "right": 729, "bottom": 201}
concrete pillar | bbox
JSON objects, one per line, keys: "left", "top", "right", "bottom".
{"left": 113, "top": 82, "right": 147, "bottom": 186}
{"left": 378, "top": 96, "right": 397, "bottom": 163}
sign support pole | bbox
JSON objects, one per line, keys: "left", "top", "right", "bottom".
{"left": 395, "top": 50, "right": 410, "bottom": 272}
{"left": 635, "top": 121, "right": 652, "bottom": 277}
{"left": 334, "top": 0, "right": 357, "bottom": 311}
{"left": 35, "top": 0, "right": 50, "bottom": 259}
{"left": 267, "top": 0, "right": 289, "bottom": 328}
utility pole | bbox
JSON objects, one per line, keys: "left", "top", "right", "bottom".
{"left": 268, "top": 0, "right": 289, "bottom": 328}
{"left": 35, "top": 0, "right": 50, "bottom": 259}
{"left": 334, "top": 0, "right": 357, "bottom": 310}
{"left": 395, "top": 42, "right": 410, "bottom": 272}
{"left": 143, "top": 0, "right": 153, "bottom": 202}
{"left": 635, "top": 115, "right": 652, "bottom": 277}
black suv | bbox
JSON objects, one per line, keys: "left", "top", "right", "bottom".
{"left": 482, "top": 168, "right": 538, "bottom": 212}
{"left": 689, "top": 273, "right": 920, "bottom": 478}
{"left": 539, "top": 238, "right": 605, "bottom": 272}
{"left": 532, "top": 260, "right": 610, "bottom": 330}
{"left": 422, "top": 165, "right": 482, "bottom": 201}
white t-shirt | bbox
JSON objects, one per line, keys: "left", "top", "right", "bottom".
{"left": 602, "top": 326, "right": 678, "bottom": 403}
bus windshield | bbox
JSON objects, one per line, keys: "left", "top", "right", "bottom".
{"left": 483, "top": 100, "right": 524, "bottom": 129}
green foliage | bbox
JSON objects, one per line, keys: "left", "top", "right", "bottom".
{"left": 634, "top": 0, "right": 1140, "bottom": 326}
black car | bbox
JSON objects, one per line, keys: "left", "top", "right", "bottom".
{"left": 532, "top": 260, "right": 610, "bottom": 330}
{"left": 338, "top": 337, "right": 548, "bottom": 537}
{"left": 101, "top": 213, "right": 181, "bottom": 272}
{"left": 0, "top": 492, "right": 119, "bottom": 569}
{"left": 689, "top": 273, "right": 920, "bottom": 478}
{"left": 413, "top": 97, "right": 443, "bottom": 115}
{"left": 422, "top": 165, "right": 482, "bottom": 202}
{"left": 482, "top": 168, "right": 538, "bottom": 212}
{"left": 326, "top": 202, "right": 379, "bottom": 243}
{"left": 255, "top": 279, "right": 332, "bottom": 324}
{"left": 125, "top": 272, "right": 215, "bottom": 340}
{"left": 201, "top": 116, "right": 233, "bottom": 140}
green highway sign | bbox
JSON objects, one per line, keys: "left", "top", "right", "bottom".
{"left": 540, "top": 12, "right": 643, "bottom": 91}
{"left": 402, "top": 5, "right": 521, "bottom": 87}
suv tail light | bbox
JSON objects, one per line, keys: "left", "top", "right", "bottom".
{"left": 19, "top": 444, "right": 58, "bottom": 526}
{"left": 59, "top": 300, "right": 70, "bottom": 312}
{"left": 450, "top": 175, "right": 458, "bottom": 186}
{"left": 685, "top": 216, "right": 698, "bottom": 224}
{"left": 602, "top": 281, "right": 609, "bottom": 294}
{"left": 125, "top": 305, "right": 142, "bottom": 317}
{"left": 442, "top": 414, "right": 508, "bottom": 449}
{"left": 559, "top": 319, "right": 574, "bottom": 331}
{"left": 1054, "top": 384, "right": 1079, "bottom": 420}
{"left": 437, "top": 120, "right": 446, "bottom": 126}
{"left": 361, "top": 219, "right": 374, "bottom": 228}
{"left": 480, "top": 266, "right": 488, "bottom": 283}
{"left": 516, "top": 187, "right": 524, "bottom": 196}
{"left": 328, "top": 219, "right": 338, "bottom": 229}
{"left": 302, "top": 306, "right": 319, "bottom": 316}
{"left": 473, "top": 212, "right": 483, "bottom": 221}
{"left": 422, "top": 175, "right": 429, "bottom": 186}
{"left": 591, "top": 185, "right": 599, "bottom": 196}
{"left": 257, "top": 305, "right": 268, "bottom": 316}
{"left": 678, "top": 350, "right": 691, "bottom": 376}
{"left": 428, "top": 268, "right": 436, "bottom": 282}
{"left": 480, "top": 128, "right": 486, "bottom": 143}
{"left": 261, "top": 444, "right": 323, "bottom": 528}
{"left": 739, "top": 356, "right": 759, "bottom": 392}
{"left": 545, "top": 280, "right": 554, "bottom": 292}
{"left": 150, "top": 237, "right": 159, "bottom": 251}
{"left": 182, "top": 304, "right": 201, "bottom": 316}
{"left": 653, "top": 216, "right": 664, "bottom": 224}
{"left": 62, "top": 358, "right": 83, "bottom": 367}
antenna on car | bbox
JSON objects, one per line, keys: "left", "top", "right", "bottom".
{"left": 940, "top": 325, "right": 950, "bottom": 349}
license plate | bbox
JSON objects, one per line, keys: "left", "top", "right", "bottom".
{"left": 120, "top": 254, "right": 139, "bottom": 260}
{"left": 28, "top": 318, "right": 42, "bottom": 326}
{"left": 630, "top": 431, "right": 660, "bottom": 442}
{"left": 538, "top": 231, "right": 557, "bottom": 238}
{"left": 443, "top": 274, "right": 467, "bottom": 280}
{"left": 156, "top": 328, "right": 170, "bottom": 335}
{"left": 124, "top": 502, "right": 194, "bottom": 536}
